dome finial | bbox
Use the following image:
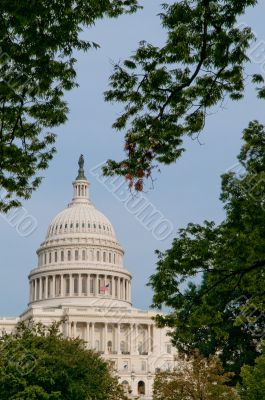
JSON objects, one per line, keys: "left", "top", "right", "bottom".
{"left": 76, "top": 154, "right": 87, "bottom": 180}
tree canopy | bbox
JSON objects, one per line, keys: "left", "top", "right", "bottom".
{"left": 0, "top": 320, "right": 127, "bottom": 400}
{"left": 104, "top": 0, "right": 265, "bottom": 190}
{"left": 148, "top": 120, "right": 265, "bottom": 381}
{"left": 239, "top": 343, "right": 265, "bottom": 399}
{"left": 0, "top": 0, "right": 138, "bottom": 212}
{"left": 153, "top": 350, "right": 240, "bottom": 400}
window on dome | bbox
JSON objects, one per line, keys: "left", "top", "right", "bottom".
{"left": 103, "top": 225, "right": 105, "bottom": 230}
{"left": 109, "top": 253, "right": 111, "bottom": 263}
{"left": 55, "top": 225, "right": 58, "bottom": 231}
{"left": 97, "top": 251, "right": 100, "bottom": 261}
{"left": 75, "top": 250, "right": 78, "bottom": 261}
{"left": 68, "top": 251, "right": 71, "bottom": 261}
{"left": 103, "top": 252, "right": 106, "bottom": 262}
{"left": 76, "top": 223, "right": 79, "bottom": 228}
{"left": 54, "top": 252, "right": 57, "bottom": 262}
{"left": 65, "top": 275, "right": 70, "bottom": 295}
{"left": 55, "top": 275, "right": 61, "bottom": 296}
{"left": 82, "top": 275, "right": 87, "bottom": 294}
{"left": 44, "top": 253, "right": 47, "bottom": 264}
{"left": 115, "top": 279, "right": 118, "bottom": 298}
{"left": 90, "top": 277, "right": 94, "bottom": 294}
{"left": 60, "top": 225, "right": 62, "bottom": 230}
{"left": 88, "top": 223, "right": 90, "bottom": 228}
{"left": 73, "top": 275, "right": 78, "bottom": 294}
{"left": 65, "top": 224, "right": 67, "bottom": 229}
{"left": 48, "top": 277, "right": 52, "bottom": 298}
{"left": 70, "top": 223, "right": 73, "bottom": 228}
{"left": 94, "top": 224, "right": 96, "bottom": 228}
{"left": 49, "top": 252, "right": 52, "bottom": 263}
{"left": 82, "top": 250, "right": 86, "bottom": 261}
{"left": 99, "top": 225, "right": 101, "bottom": 229}
{"left": 82, "top": 222, "right": 85, "bottom": 228}
{"left": 113, "top": 253, "right": 116, "bottom": 264}
{"left": 61, "top": 251, "right": 64, "bottom": 262}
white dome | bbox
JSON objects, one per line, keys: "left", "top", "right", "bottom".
{"left": 46, "top": 202, "right": 116, "bottom": 240}
{"left": 29, "top": 156, "right": 131, "bottom": 309}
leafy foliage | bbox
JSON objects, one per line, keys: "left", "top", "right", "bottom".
{"left": 148, "top": 120, "right": 265, "bottom": 381}
{"left": 239, "top": 343, "right": 265, "bottom": 400}
{"left": 153, "top": 350, "right": 240, "bottom": 400}
{"left": 0, "top": 320, "right": 127, "bottom": 400}
{"left": 103, "top": 0, "right": 265, "bottom": 190}
{"left": 0, "top": 0, "right": 139, "bottom": 212}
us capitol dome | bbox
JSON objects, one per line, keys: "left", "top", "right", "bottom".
{"left": 0, "top": 156, "right": 177, "bottom": 399}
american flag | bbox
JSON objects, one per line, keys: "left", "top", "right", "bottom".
{"left": 100, "top": 283, "right": 110, "bottom": 292}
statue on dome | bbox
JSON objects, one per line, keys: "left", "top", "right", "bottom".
{"left": 78, "top": 154, "right": 84, "bottom": 170}
{"left": 76, "top": 154, "right": 87, "bottom": 180}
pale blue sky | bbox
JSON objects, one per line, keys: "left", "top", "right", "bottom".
{"left": 1, "top": 1, "right": 265, "bottom": 316}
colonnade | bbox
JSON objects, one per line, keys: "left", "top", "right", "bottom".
{"left": 30, "top": 273, "right": 131, "bottom": 303}
{"left": 67, "top": 322, "right": 154, "bottom": 356}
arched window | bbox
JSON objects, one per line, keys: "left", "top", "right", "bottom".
{"left": 61, "top": 251, "right": 64, "bottom": 262}
{"left": 82, "top": 250, "right": 86, "bottom": 261}
{"left": 122, "top": 381, "right": 130, "bottom": 395}
{"left": 68, "top": 250, "right": 71, "bottom": 261}
{"left": 103, "top": 252, "right": 106, "bottom": 262}
{"left": 75, "top": 250, "right": 78, "bottom": 261}
{"left": 138, "top": 381, "right": 145, "bottom": 395}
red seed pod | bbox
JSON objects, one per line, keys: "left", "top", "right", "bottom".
{"left": 135, "top": 179, "right": 143, "bottom": 192}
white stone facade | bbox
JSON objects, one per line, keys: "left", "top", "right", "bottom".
{"left": 0, "top": 159, "right": 177, "bottom": 399}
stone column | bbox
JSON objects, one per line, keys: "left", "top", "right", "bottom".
{"left": 104, "top": 323, "right": 108, "bottom": 354}
{"left": 117, "top": 278, "right": 120, "bottom": 299}
{"left": 117, "top": 324, "right": 121, "bottom": 354}
{"left": 130, "top": 324, "right": 133, "bottom": 354}
{"left": 73, "top": 322, "right": 77, "bottom": 338}
{"left": 69, "top": 274, "right": 73, "bottom": 296}
{"left": 78, "top": 274, "right": 82, "bottom": 296}
{"left": 87, "top": 274, "right": 90, "bottom": 295}
{"left": 86, "top": 322, "right": 89, "bottom": 345}
{"left": 34, "top": 279, "right": 37, "bottom": 301}
{"left": 111, "top": 276, "right": 114, "bottom": 298}
{"left": 45, "top": 276, "right": 48, "bottom": 299}
{"left": 60, "top": 275, "right": 63, "bottom": 296}
{"left": 95, "top": 275, "right": 99, "bottom": 296}
{"left": 52, "top": 275, "right": 56, "bottom": 297}
{"left": 147, "top": 324, "right": 151, "bottom": 354}
{"left": 39, "top": 278, "right": 43, "bottom": 300}
{"left": 136, "top": 324, "right": 139, "bottom": 354}
{"left": 91, "top": 323, "right": 95, "bottom": 349}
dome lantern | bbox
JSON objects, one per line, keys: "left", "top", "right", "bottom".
{"left": 71, "top": 154, "right": 91, "bottom": 205}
